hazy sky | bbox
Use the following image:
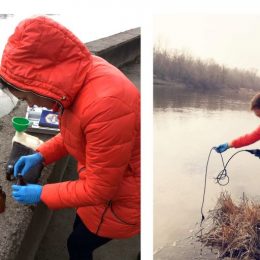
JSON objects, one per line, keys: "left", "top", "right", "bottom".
{"left": 154, "top": 14, "right": 260, "bottom": 74}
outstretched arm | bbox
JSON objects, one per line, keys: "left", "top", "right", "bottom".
{"left": 230, "top": 126, "right": 260, "bottom": 148}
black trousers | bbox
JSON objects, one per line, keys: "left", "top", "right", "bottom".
{"left": 67, "top": 214, "right": 112, "bottom": 260}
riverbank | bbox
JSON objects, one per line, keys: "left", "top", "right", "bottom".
{"left": 154, "top": 77, "right": 258, "bottom": 111}
{"left": 154, "top": 77, "right": 257, "bottom": 100}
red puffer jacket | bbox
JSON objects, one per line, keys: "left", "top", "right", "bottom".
{"left": 0, "top": 16, "right": 140, "bottom": 238}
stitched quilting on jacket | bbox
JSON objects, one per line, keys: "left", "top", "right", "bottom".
{"left": 0, "top": 16, "right": 140, "bottom": 238}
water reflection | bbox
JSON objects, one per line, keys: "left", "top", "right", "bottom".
{"left": 154, "top": 83, "right": 253, "bottom": 111}
{"left": 154, "top": 89, "right": 260, "bottom": 259}
{"left": 0, "top": 90, "right": 17, "bottom": 118}
{"left": 0, "top": 14, "right": 13, "bottom": 19}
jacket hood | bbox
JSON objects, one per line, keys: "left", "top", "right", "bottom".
{"left": 0, "top": 16, "right": 92, "bottom": 108}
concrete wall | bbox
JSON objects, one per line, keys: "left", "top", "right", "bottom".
{"left": 87, "top": 28, "right": 140, "bottom": 68}
{"left": 0, "top": 27, "right": 140, "bottom": 260}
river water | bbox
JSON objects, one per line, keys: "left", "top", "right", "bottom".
{"left": 0, "top": 90, "right": 17, "bottom": 118}
{"left": 154, "top": 87, "right": 260, "bottom": 259}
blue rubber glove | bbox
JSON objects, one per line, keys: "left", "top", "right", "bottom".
{"left": 215, "top": 143, "right": 229, "bottom": 153}
{"left": 12, "top": 184, "right": 42, "bottom": 204}
{"left": 14, "top": 153, "right": 43, "bottom": 177}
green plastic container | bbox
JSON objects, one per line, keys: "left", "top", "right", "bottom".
{"left": 12, "top": 117, "right": 32, "bottom": 132}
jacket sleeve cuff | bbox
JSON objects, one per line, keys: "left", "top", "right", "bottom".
{"left": 41, "top": 184, "right": 64, "bottom": 209}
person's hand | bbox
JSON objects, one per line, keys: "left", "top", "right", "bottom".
{"left": 215, "top": 143, "right": 229, "bottom": 153}
{"left": 14, "top": 153, "right": 43, "bottom": 177}
{"left": 12, "top": 184, "right": 42, "bottom": 204}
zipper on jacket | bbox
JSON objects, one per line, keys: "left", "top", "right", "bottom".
{"left": 0, "top": 76, "right": 64, "bottom": 113}
{"left": 96, "top": 200, "right": 112, "bottom": 235}
{"left": 78, "top": 167, "right": 86, "bottom": 174}
{"left": 110, "top": 201, "right": 136, "bottom": 226}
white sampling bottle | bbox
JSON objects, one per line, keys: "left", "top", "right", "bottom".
{"left": 11, "top": 117, "right": 43, "bottom": 150}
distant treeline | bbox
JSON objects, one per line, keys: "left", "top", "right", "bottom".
{"left": 154, "top": 47, "right": 260, "bottom": 92}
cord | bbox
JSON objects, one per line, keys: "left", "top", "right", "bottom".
{"left": 214, "top": 150, "right": 248, "bottom": 186}
{"left": 200, "top": 147, "right": 215, "bottom": 224}
{"left": 200, "top": 148, "right": 249, "bottom": 225}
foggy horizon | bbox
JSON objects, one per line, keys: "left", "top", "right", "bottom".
{"left": 154, "top": 14, "right": 260, "bottom": 75}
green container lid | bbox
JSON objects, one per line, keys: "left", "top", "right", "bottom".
{"left": 12, "top": 117, "right": 32, "bottom": 132}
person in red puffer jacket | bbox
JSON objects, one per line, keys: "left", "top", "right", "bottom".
{"left": 0, "top": 16, "right": 140, "bottom": 260}
{"left": 215, "top": 93, "right": 260, "bottom": 153}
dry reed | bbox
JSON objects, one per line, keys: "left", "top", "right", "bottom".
{"left": 199, "top": 191, "right": 260, "bottom": 259}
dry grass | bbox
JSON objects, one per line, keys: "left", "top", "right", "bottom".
{"left": 199, "top": 192, "right": 260, "bottom": 259}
